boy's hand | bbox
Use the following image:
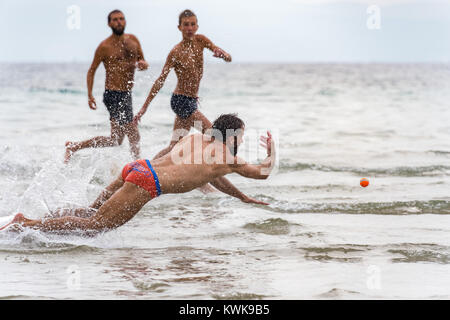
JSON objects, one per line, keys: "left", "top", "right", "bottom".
{"left": 213, "top": 48, "right": 232, "bottom": 62}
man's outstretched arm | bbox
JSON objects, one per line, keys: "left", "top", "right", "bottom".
{"left": 209, "top": 177, "right": 269, "bottom": 205}
{"left": 232, "top": 131, "right": 276, "bottom": 180}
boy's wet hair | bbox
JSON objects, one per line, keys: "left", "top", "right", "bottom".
{"left": 179, "top": 9, "right": 196, "bottom": 25}
{"left": 108, "top": 9, "right": 123, "bottom": 23}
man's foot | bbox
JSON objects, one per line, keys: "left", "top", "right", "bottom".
{"left": 196, "top": 184, "right": 217, "bottom": 194}
{"left": 0, "top": 213, "right": 30, "bottom": 231}
{"left": 64, "top": 141, "right": 78, "bottom": 164}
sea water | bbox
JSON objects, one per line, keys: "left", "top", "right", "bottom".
{"left": 0, "top": 63, "right": 449, "bottom": 299}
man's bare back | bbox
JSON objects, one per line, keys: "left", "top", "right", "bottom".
{"left": 151, "top": 133, "right": 236, "bottom": 193}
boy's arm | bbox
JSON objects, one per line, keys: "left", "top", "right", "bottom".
{"left": 87, "top": 43, "right": 105, "bottom": 110}
{"left": 197, "top": 34, "right": 232, "bottom": 62}
{"left": 133, "top": 50, "right": 175, "bottom": 123}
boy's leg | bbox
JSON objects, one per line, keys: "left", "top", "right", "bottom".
{"left": 152, "top": 110, "right": 213, "bottom": 160}
{"left": 152, "top": 115, "right": 191, "bottom": 160}
{"left": 124, "top": 122, "right": 141, "bottom": 160}
{"left": 191, "top": 110, "right": 213, "bottom": 133}
{"left": 191, "top": 111, "right": 216, "bottom": 192}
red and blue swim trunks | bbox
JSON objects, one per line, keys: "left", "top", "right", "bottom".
{"left": 121, "top": 159, "right": 162, "bottom": 199}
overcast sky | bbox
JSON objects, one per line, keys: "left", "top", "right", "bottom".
{"left": 1, "top": 0, "right": 450, "bottom": 63}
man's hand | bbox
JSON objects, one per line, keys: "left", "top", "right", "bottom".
{"left": 213, "top": 48, "right": 232, "bottom": 62}
{"left": 88, "top": 96, "right": 97, "bottom": 110}
{"left": 260, "top": 131, "right": 273, "bottom": 157}
{"left": 136, "top": 60, "right": 149, "bottom": 71}
{"left": 242, "top": 196, "right": 269, "bottom": 206}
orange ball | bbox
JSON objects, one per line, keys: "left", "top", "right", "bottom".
{"left": 360, "top": 178, "right": 369, "bottom": 187}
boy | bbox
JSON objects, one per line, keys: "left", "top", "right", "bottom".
{"left": 133, "top": 9, "right": 232, "bottom": 159}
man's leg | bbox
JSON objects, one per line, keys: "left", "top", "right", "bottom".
{"left": 44, "top": 175, "right": 125, "bottom": 219}
{"left": 89, "top": 175, "right": 125, "bottom": 209}
{"left": 124, "top": 122, "right": 141, "bottom": 160}
{"left": 64, "top": 120, "right": 125, "bottom": 163}
{"left": 20, "top": 183, "right": 151, "bottom": 234}
{"left": 45, "top": 207, "right": 98, "bottom": 219}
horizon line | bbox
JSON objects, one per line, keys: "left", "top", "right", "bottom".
{"left": 1, "top": 60, "right": 449, "bottom": 65}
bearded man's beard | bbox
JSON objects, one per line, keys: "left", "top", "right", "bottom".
{"left": 111, "top": 26, "right": 124, "bottom": 35}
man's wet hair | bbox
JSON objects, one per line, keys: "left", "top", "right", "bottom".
{"left": 211, "top": 114, "right": 244, "bottom": 157}
{"left": 108, "top": 9, "right": 123, "bottom": 23}
{"left": 179, "top": 9, "right": 197, "bottom": 26}
{"left": 211, "top": 113, "right": 244, "bottom": 142}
